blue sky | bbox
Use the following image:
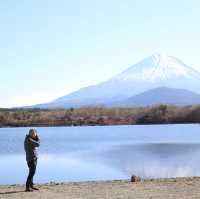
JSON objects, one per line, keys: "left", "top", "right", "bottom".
{"left": 1, "top": 0, "right": 200, "bottom": 107}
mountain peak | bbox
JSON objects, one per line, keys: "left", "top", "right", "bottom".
{"left": 151, "top": 53, "right": 174, "bottom": 65}
{"left": 150, "top": 53, "right": 180, "bottom": 66}
{"left": 113, "top": 54, "right": 200, "bottom": 82}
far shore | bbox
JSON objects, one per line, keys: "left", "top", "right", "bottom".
{"left": 1, "top": 177, "right": 200, "bottom": 199}
{"left": 0, "top": 105, "right": 200, "bottom": 128}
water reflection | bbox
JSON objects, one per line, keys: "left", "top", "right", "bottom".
{"left": 102, "top": 143, "right": 200, "bottom": 179}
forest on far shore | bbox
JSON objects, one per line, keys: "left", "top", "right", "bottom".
{"left": 0, "top": 104, "right": 200, "bottom": 128}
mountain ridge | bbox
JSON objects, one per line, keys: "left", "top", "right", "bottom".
{"left": 29, "top": 53, "right": 200, "bottom": 108}
{"left": 116, "top": 87, "right": 200, "bottom": 107}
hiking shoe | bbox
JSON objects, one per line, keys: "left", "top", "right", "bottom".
{"left": 25, "top": 188, "right": 33, "bottom": 192}
{"left": 31, "top": 186, "right": 39, "bottom": 191}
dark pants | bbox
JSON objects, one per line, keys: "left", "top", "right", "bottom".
{"left": 26, "top": 159, "right": 37, "bottom": 188}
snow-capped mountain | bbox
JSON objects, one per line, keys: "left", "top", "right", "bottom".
{"left": 113, "top": 53, "right": 200, "bottom": 82}
{"left": 32, "top": 53, "right": 200, "bottom": 108}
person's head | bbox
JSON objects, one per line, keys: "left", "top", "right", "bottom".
{"left": 29, "top": 129, "right": 37, "bottom": 138}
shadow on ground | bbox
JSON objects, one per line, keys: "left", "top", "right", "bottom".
{"left": 0, "top": 190, "right": 25, "bottom": 195}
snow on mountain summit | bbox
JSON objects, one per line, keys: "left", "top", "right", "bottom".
{"left": 113, "top": 53, "right": 200, "bottom": 82}
{"left": 31, "top": 53, "right": 200, "bottom": 108}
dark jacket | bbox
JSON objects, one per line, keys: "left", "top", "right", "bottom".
{"left": 24, "top": 135, "right": 40, "bottom": 162}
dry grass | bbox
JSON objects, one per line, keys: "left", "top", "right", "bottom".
{"left": 0, "top": 105, "right": 200, "bottom": 127}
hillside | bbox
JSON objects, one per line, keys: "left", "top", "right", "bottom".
{"left": 119, "top": 87, "right": 200, "bottom": 107}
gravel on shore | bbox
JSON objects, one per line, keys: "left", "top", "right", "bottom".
{"left": 0, "top": 177, "right": 200, "bottom": 199}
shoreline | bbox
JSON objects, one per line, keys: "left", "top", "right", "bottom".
{"left": 0, "top": 122, "right": 199, "bottom": 129}
{"left": 1, "top": 177, "right": 200, "bottom": 198}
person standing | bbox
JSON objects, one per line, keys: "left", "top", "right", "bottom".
{"left": 24, "top": 129, "right": 40, "bottom": 192}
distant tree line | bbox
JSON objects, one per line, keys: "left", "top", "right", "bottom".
{"left": 0, "top": 105, "right": 200, "bottom": 128}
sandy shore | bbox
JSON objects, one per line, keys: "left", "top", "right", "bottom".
{"left": 0, "top": 177, "right": 200, "bottom": 199}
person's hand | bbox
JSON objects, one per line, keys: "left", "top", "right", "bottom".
{"left": 35, "top": 134, "right": 40, "bottom": 141}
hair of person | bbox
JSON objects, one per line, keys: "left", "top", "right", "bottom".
{"left": 29, "top": 129, "right": 37, "bottom": 136}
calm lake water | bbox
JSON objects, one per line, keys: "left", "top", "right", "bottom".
{"left": 0, "top": 124, "right": 200, "bottom": 185}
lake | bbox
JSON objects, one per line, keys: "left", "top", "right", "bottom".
{"left": 0, "top": 124, "right": 200, "bottom": 185}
